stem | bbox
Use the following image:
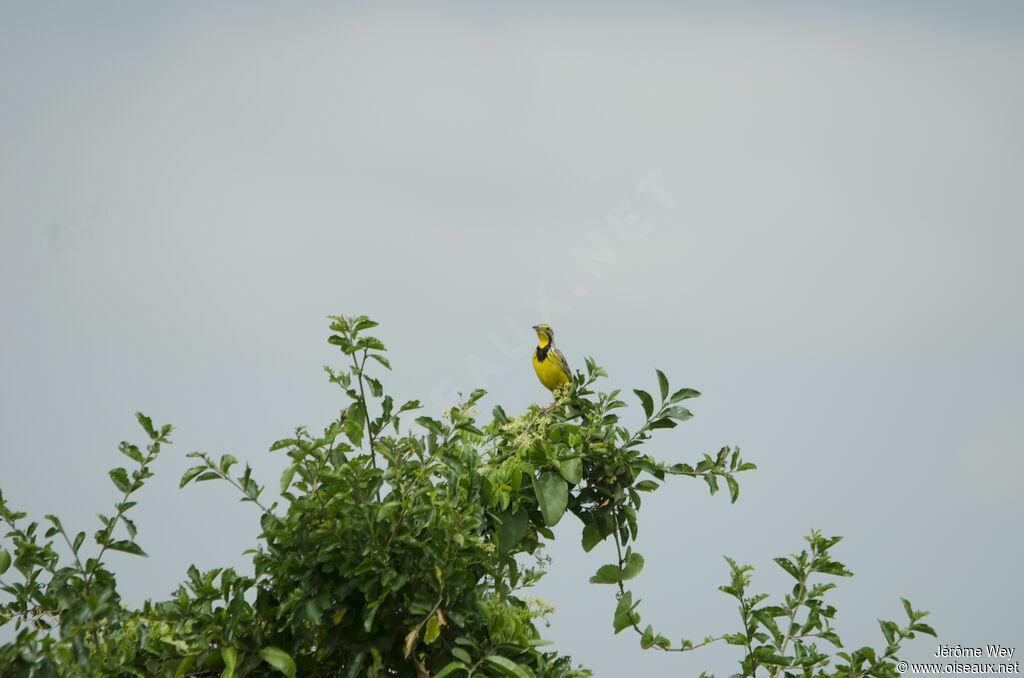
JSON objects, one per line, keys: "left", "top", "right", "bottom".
{"left": 609, "top": 503, "right": 641, "bottom": 634}
{"left": 738, "top": 591, "right": 757, "bottom": 674}
{"left": 224, "top": 475, "right": 272, "bottom": 513}
{"left": 383, "top": 462, "right": 417, "bottom": 555}
{"left": 609, "top": 504, "right": 728, "bottom": 653}
{"left": 770, "top": 569, "right": 812, "bottom": 678}
{"left": 58, "top": 528, "right": 87, "bottom": 577}
{"left": 621, "top": 398, "right": 666, "bottom": 449}
{"left": 350, "top": 463, "right": 378, "bottom": 544}
{"left": 83, "top": 446, "right": 157, "bottom": 593}
{"left": 352, "top": 347, "right": 381, "bottom": 502}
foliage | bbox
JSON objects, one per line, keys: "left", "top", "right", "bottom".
{"left": 0, "top": 315, "right": 933, "bottom": 677}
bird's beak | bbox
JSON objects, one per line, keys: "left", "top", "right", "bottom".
{"left": 531, "top": 325, "right": 540, "bottom": 331}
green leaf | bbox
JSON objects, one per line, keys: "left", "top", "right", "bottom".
{"left": 173, "top": 656, "right": 196, "bottom": 678}
{"left": 726, "top": 476, "right": 739, "bottom": 503}
{"left": 280, "top": 463, "right": 298, "bottom": 493}
{"left": 398, "top": 399, "right": 422, "bottom": 413}
{"left": 119, "top": 442, "right": 144, "bottom": 463}
{"left": 878, "top": 619, "right": 897, "bottom": 645}
{"left": 221, "top": 647, "right": 237, "bottom": 678}
{"left": 633, "top": 389, "right": 654, "bottom": 418}
{"left": 136, "top": 412, "right": 157, "bottom": 440}
{"left": 376, "top": 501, "right": 401, "bottom": 523}
{"left": 556, "top": 457, "right": 583, "bottom": 485}
{"left": 641, "top": 624, "right": 655, "bottom": 649}
{"left": 492, "top": 405, "right": 509, "bottom": 424}
{"left": 635, "top": 480, "right": 659, "bottom": 491}
{"left": 752, "top": 646, "right": 792, "bottom": 666}
{"left": 416, "top": 416, "right": 444, "bottom": 436}
{"left": 0, "top": 549, "right": 10, "bottom": 575}
{"left": 259, "top": 646, "right": 297, "bottom": 678}
{"left": 534, "top": 472, "right": 568, "bottom": 527}
{"left": 482, "top": 655, "right": 532, "bottom": 678}
{"left": 656, "top": 369, "right": 669, "bottom": 401}
{"left": 662, "top": 406, "right": 693, "bottom": 422}
{"left": 498, "top": 507, "right": 529, "bottom": 554}
{"left": 581, "top": 523, "right": 604, "bottom": 552}
{"left": 424, "top": 614, "right": 441, "bottom": 644}
{"left": 109, "top": 468, "right": 131, "bottom": 493}
{"left": 327, "top": 334, "right": 350, "bottom": 351}
{"left": 911, "top": 622, "right": 936, "bottom": 636}
{"left": 451, "top": 648, "right": 472, "bottom": 664}
{"left": 343, "top": 410, "right": 365, "bottom": 446}
{"left": 366, "top": 376, "right": 384, "bottom": 397}
{"left": 107, "top": 540, "right": 147, "bottom": 557}
{"left": 219, "top": 455, "right": 238, "bottom": 474}
{"left": 589, "top": 563, "right": 622, "bottom": 584}
{"left": 621, "top": 552, "right": 645, "bottom": 581}
{"left": 817, "top": 561, "right": 853, "bottom": 577}
{"left": 613, "top": 591, "right": 639, "bottom": 633}
{"left": 774, "top": 557, "right": 801, "bottom": 580}
{"left": 269, "top": 438, "right": 295, "bottom": 452}
{"left": 669, "top": 462, "right": 694, "bottom": 475}
{"left": 670, "top": 387, "right": 700, "bottom": 402}
{"left": 180, "top": 465, "right": 207, "bottom": 488}
{"left": 434, "top": 661, "right": 467, "bottom": 678}
{"left": 369, "top": 353, "right": 391, "bottom": 370}
{"left": 819, "top": 631, "right": 842, "bottom": 647}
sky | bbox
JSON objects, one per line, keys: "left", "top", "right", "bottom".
{"left": 2, "top": 3, "right": 1022, "bottom": 675}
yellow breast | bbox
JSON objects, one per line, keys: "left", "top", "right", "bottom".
{"left": 533, "top": 349, "right": 570, "bottom": 391}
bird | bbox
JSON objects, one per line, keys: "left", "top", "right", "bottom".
{"left": 532, "top": 324, "right": 572, "bottom": 392}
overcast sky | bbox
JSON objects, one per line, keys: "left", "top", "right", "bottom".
{"left": 2, "top": 3, "right": 1022, "bottom": 675}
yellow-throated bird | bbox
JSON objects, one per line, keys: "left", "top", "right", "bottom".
{"left": 532, "top": 324, "right": 572, "bottom": 392}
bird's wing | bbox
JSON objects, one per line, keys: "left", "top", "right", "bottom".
{"left": 554, "top": 348, "right": 572, "bottom": 379}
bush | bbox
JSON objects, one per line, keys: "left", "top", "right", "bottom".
{"left": 0, "top": 315, "right": 933, "bottom": 677}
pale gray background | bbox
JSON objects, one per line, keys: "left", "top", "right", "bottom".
{"left": 2, "top": 3, "right": 1022, "bottom": 675}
